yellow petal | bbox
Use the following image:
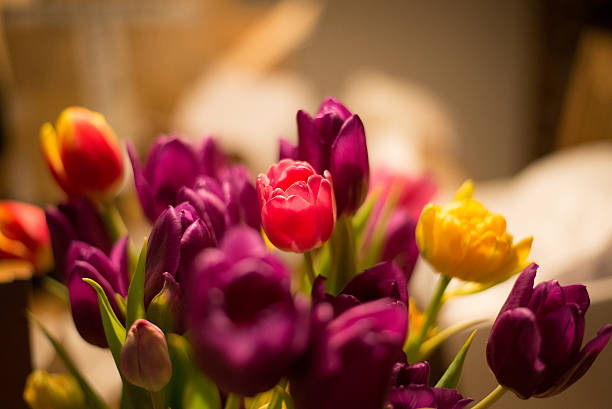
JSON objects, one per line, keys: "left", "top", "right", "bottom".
{"left": 454, "top": 180, "right": 474, "bottom": 201}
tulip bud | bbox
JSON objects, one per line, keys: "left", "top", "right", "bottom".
{"left": 0, "top": 201, "right": 52, "bottom": 274}
{"left": 23, "top": 370, "right": 85, "bottom": 409}
{"left": 120, "top": 319, "right": 172, "bottom": 391}
{"left": 257, "top": 159, "right": 336, "bottom": 252}
{"left": 40, "top": 107, "right": 124, "bottom": 199}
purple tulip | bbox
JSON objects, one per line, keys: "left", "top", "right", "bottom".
{"left": 188, "top": 226, "right": 309, "bottom": 396}
{"left": 128, "top": 136, "right": 201, "bottom": 222}
{"left": 387, "top": 361, "right": 472, "bottom": 409}
{"left": 144, "top": 203, "right": 216, "bottom": 307}
{"left": 66, "top": 237, "right": 129, "bottom": 347}
{"left": 486, "top": 263, "right": 612, "bottom": 399}
{"left": 290, "top": 299, "right": 407, "bottom": 409}
{"left": 45, "top": 198, "right": 112, "bottom": 279}
{"left": 283, "top": 97, "right": 370, "bottom": 216}
{"left": 312, "top": 261, "right": 408, "bottom": 317}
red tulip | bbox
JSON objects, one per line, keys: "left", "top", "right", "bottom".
{"left": 0, "top": 201, "right": 51, "bottom": 274}
{"left": 40, "top": 107, "right": 124, "bottom": 199}
{"left": 257, "top": 159, "right": 336, "bottom": 252}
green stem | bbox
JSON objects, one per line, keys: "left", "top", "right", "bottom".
{"left": 470, "top": 385, "right": 507, "bottom": 409}
{"left": 224, "top": 394, "right": 242, "bottom": 409}
{"left": 328, "top": 217, "right": 357, "bottom": 295}
{"left": 304, "top": 251, "right": 316, "bottom": 286}
{"left": 150, "top": 390, "right": 166, "bottom": 409}
{"left": 405, "top": 274, "right": 452, "bottom": 362}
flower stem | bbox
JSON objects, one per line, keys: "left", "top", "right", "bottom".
{"left": 304, "top": 251, "right": 316, "bottom": 286}
{"left": 150, "top": 390, "right": 166, "bottom": 409}
{"left": 328, "top": 217, "right": 357, "bottom": 295}
{"left": 470, "top": 385, "right": 507, "bottom": 409}
{"left": 405, "top": 274, "right": 452, "bottom": 362}
{"left": 224, "top": 394, "right": 242, "bottom": 409}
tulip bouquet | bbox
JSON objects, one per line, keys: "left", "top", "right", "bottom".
{"left": 18, "top": 99, "right": 612, "bottom": 409}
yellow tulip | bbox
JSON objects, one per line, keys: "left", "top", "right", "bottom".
{"left": 23, "top": 370, "right": 85, "bottom": 409}
{"left": 415, "top": 180, "right": 532, "bottom": 283}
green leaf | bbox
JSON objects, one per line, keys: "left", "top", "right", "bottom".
{"left": 29, "top": 314, "right": 109, "bottom": 409}
{"left": 127, "top": 238, "right": 147, "bottom": 329}
{"left": 352, "top": 187, "right": 381, "bottom": 237}
{"left": 435, "top": 330, "right": 477, "bottom": 389}
{"left": 167, "top": 334, "right": 221, "bottom": 409}
{"left": 82, "top": 278, "right": 126, "bottom": 367}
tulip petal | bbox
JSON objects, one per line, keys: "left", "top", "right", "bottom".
{"left": 341, "top": 261, "right": 407, "bottom": 305}
{"left": 68, "top": 261, "right": 122, "bottom": 347}
{"left": 540, "top": 324, "right": 612, "bottom": 397}
{"left": 279, "top": 138, "right": 298, "bottom": 160}
{"left": 317, "top": 97, "right": 352, "bottom": 120}
{"left": 432, "top": 388, "right": 473, "bottom": 409}
{"left": 45, "top": 206, "right": 76, "bottom": 278}
{"left": 392, "top": 361, "right": 430, "bottom": 386}
{"left": 40, "top": 122, "right": 77, "bottom": 196}
{"left": 329, "top": 115, "right": 369, "bottom": 216}
{"left": 498, "top": 263, "right": 537, "bottom": 316}
{"left": 486, "top": 308, "right": 544, "bottom": 399}
{"left": 562, "top": 284, "right": 590, "bottom": 314}
{"left": 128, "top": 142, "right": 162, "bottom": 221}
{"left": 110, "top": 236, "right": 129, "bottom": 294}
{"left": 297, "top": 110, "right": 326, "bottom": 173}
{"left": 388, "top": 385, "right": 436, "bottom": 409}
{"left": 145, "top": 207, "right": 182, "bottom": 306}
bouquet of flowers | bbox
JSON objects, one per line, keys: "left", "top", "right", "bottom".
{"left": 9, "top": 100, "right": 611, "bottom": 409}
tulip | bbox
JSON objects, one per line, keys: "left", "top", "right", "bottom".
{"left": 145, "top": 203, "right": 216, "bottom": 307}
{"left": 416, "top": 180, "right": 532, "bottom": 283}
{"left": 66, "top": 238, "right": 129, "bottom": 347}
{"left": 0, "top": 201, "right": 52, "bottom": 274}
{"left": 290, "top": 299, "right": 407, "bottom": 409}
{"left": 312, "top": 261, "right": 407, "bottom": 317}
{"left": 40, "top": 107, "right": 124, "bottom": 199}
{"left": 257, "top": 159, "right": 336, "bottom": 252}
{"left": 128, "top": 136, "right": 201, "bottom": 222}
{"left": 121, "top": 319, "right": 172, "bottom": 392}
{"left": 388, "top": 361, "right": 472, "bottom": 409}
{"left": 23, "top": 370, "right": 85, "bottom": 409}
{"left": 282, "top": 98, "right": 369, "bottom": 216}
{"left": 188, "top": 227, "right": 309, "bottom": 396}
{"left": 486, "top": 263, "right": 612, "bottom": 399}
{"left": 45, "top": 198, "right": 112, "bottom": 279}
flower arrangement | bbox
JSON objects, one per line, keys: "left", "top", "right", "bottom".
{"left": 11, "top": 100, "right": 611, "bottom": 409}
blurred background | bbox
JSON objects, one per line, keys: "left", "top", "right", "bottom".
{"left": 1, "top": 0, "right": 612, "bottom": 408}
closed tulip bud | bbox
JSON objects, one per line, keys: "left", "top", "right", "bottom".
{"left": 416, "top": 180, "right": 532, "bottom": 283}
{"left": 257, "top": 159, "right": 336, "bottom": 252}
{"left": 120, "top": 319, "right": 172, "bottom": 391}
{"left": 0, "top": 201, "right": 51, "bottom": 274}
{"left": 40, "top": 107, "right": 124, "bottom": 199}
{"left": 284, "top": 98, "right": 370, "bottom": 216}
{"left": 23, "top": 370, "right": 85, "bottom": 409}
{"left": 486, "top": 263, "right": 612, "bottom": 399}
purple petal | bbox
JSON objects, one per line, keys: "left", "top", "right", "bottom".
{"left": 540, "top": 324, "right": 612, "bottom": 397}
{"left": 392, "top": 361, "right": 430, "bottom": 387}
{"left": 110, "top": 236, "right": 129, "bottom": 294}
{"left": 200, "top": 136, "right": 228, "bottom": 180}
{"left": 535, "top": 305, "right": 582, "bottom": 394}
{"left": 341, "top": 261, "right": 408, "bottom": 305}
{"left": 381, "top": 211, "right": 419, "bottom": 280}
{"left": 220, "top": 226, "right": 268, "bottom": 262}
{"left": 329, "top": 115, "right": 370, "bottom": 216}
{"left": 562, "top": 284, "right": 590, "bottom": 314}
{"left": 387, "top": 385, "right": 435, "bottom": 409}
{"left": 145, "top": 207, "right": 182, "bottom": 307}
{"left": 486, "top": 308, "right": 545, "bottom": 399}
{"left": 498, "top": 263, "right": 538, "bottom": 317}
{"left": 45, "top": 205, "right": 76, "bottom": 279}
{"left": 317, "top": 97, "right": 352, "bottom": 121}
{"left": 128, "top": 142, "right": 162, "bottom": 221}
{"left": 67, "top": 261, "right": 123, "bottom": 347}
{"left": 176, "top": 218, "right": 217, "bottom": 284}
{"left": 67, "top": 241, "right": 127, "bottom": 297}
{"left": 279, "top": 138, "right": 298, "bottom": 161}
{"left": 529, "top": 280, "right": 566, "bottom": 318}
{"left": 297, "top": 110, "right": 327, "bottom": 174}
{"left": 432, "top": 388, "right": 472, "bottom": 409}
